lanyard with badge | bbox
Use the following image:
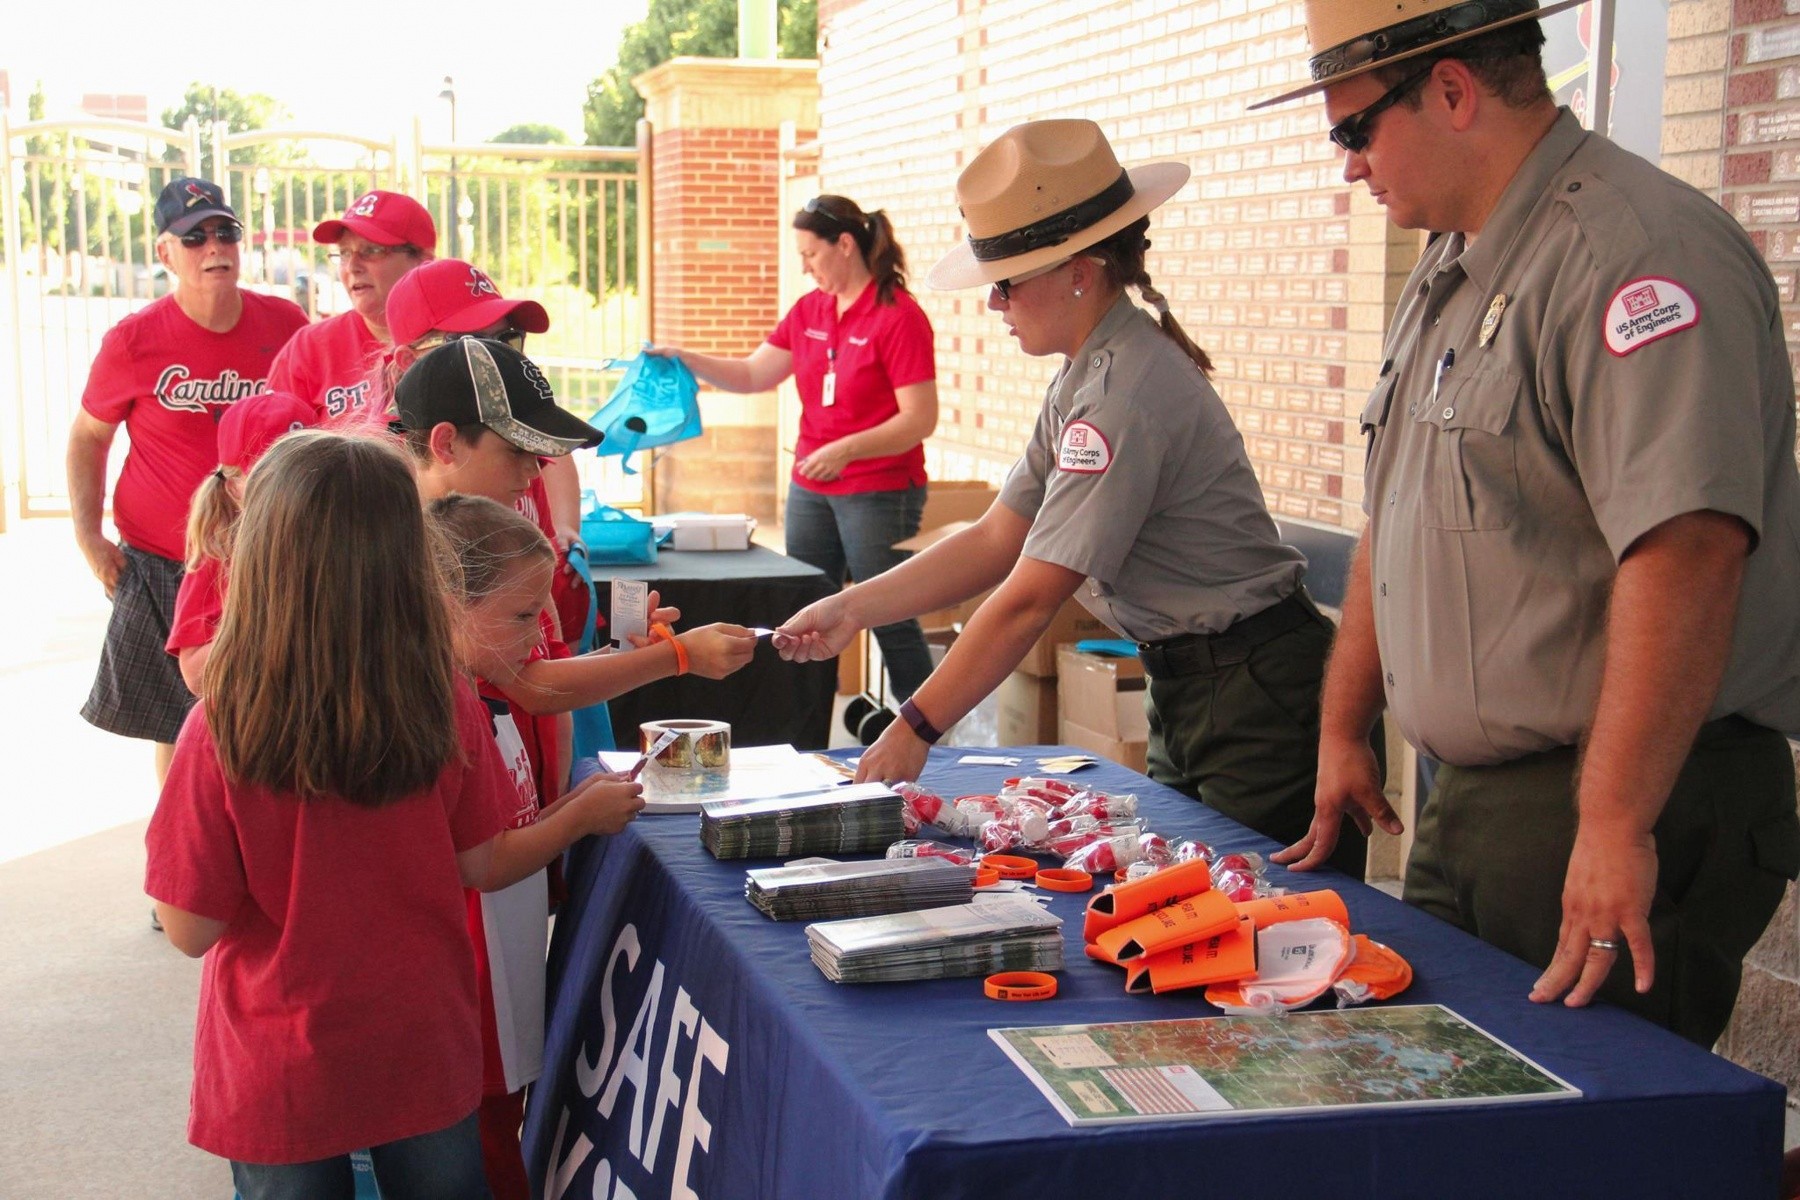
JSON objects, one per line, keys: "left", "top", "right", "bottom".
{"left": 821, "top": 345, "right": 837, "bottom": 407}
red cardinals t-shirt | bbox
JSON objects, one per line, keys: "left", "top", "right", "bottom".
{"left": 268, "top": 310, "right": 386, "bottom": 421}
{"left": 82, "top": 293, "right": 307, "bottom": 562}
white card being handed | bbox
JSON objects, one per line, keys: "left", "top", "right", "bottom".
{"left": 611, "top": 578, "right": 649, "bottom": 649}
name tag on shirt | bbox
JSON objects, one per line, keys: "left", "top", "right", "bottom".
{"left": 821, "top": 371, "right": 837, "bottom": 408}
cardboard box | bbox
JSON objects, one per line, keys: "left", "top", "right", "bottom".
{"left": 1058, "top": 718, "right": 1149, "bottom": 774}
{"left": 838, "top": 629, "right": 865, "bottom": 696}
{"left": 654, "top": 513, "right": 755, "bottom": 551}
{"left": 919, "top": 480, "right": 998, "bottom": 532}
{"left": 996, "top": 671, "right": 1058, "bottom": 745}
{"left": 894, "top": 520, "right": 994, "bottom": 632}
{"left": 1019, "top": 600, "right": 1114, "bottom": 677}
{"left": 1056, "top": 648, "right": 1149, "bottom": 740}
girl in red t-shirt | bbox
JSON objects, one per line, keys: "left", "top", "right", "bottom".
{"left": 165, "top": 391, "right": 318, "bottom": 695}
{"left": 429, "top": 493, "right": 652, "bottom": 1200}
{"left": 145, "top": 431, "right": 643, "bottom": 1199}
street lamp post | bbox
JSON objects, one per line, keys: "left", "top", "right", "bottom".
{"left": 438, "top": 76, "right": 459, "bottom": 259}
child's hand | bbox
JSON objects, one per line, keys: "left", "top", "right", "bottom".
{"left": 565, "top": 775, "right": 646, "bottom": 836}
{"left": 679, "top": 623, "right": 759, "bottom": 678}
{"left": 648, "top": 588, "right": 681, "bottom": 628}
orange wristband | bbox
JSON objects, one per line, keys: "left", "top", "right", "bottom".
{"left": 984, "top": 971, "right": 1058, "bottom": 1001}
{"left": 651, "top": 622, "right": 688, "bottom": 675}
{"left": 973, "top": 867, "right": 1002, "bottom": 888}
{"left": 981, "top": 854, "right": 1038, "bottom": 880}
{"left": 1035, "top": 867, "right": 1094, "bottom": 893}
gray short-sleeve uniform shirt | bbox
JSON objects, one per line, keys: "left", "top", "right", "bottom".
{"left": 1364, "top": 109, "right": 1800, "bottom": 766}
{"left": 997, "top": 296, "right": 1304, "bottom": 642}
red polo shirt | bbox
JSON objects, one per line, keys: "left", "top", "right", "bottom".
{"left": 268, "top": 310, "right": 385, "bottom": 421}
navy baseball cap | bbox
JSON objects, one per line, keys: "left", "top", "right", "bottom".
{"left": 155, "top": 177, "right": 238, "bottom": 237}
{"left": 393, "top": 337, "right": 601, "bottom": 456}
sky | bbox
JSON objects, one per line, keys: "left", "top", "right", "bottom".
{"left": 4, "top": 0, "right": 650, "bottom": 144}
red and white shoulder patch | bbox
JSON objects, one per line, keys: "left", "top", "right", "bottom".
{"left": 1057, "top": 419, "right": 1112, "bottom": 473}
{"left": 1604, "top": 277, "right": 1700, "bottom": 356}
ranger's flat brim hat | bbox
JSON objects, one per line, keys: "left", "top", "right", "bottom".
{"left": 927, "top": 119, "right": 1190, "bottom": 291}
{"left": 1250, "top": 0, "right": 1589, "bottom": 110}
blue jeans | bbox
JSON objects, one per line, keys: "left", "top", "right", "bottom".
{"left": 230, "top": 1112, "right": 490, "bottom": 1200}
{"left": 785, "top": 481, "right": 934, "bottom": 700}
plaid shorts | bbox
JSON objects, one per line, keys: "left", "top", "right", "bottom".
{"left": 80, "top": 543, "right": 197, "bottom": 744}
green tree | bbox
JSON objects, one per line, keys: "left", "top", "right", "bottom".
{"left": 583, "top": 0, "right": 815, "bottom": 146}
{"left": 490, "top": 123, "right": 570, "bottom": 145}
{"left": 577, "top": 0, "right": 816, "bottom": 298}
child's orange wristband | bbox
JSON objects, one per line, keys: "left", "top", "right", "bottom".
{"left": 651, "top": 623, "right": 689, "bottom": 675}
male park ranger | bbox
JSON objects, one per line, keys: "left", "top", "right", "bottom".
{"left": 1268, "top": 0, "right": 1800, "bottom": 1047}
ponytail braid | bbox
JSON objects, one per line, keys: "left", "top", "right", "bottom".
{"left": 1090, "top": 217, "right": 1214, "bottom": 377}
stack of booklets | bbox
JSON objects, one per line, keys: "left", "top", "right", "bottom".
{"left": 807, "top": 895, "right": 1065, "bottom": 983}
{"left": 746, "top": 857, "right": 976, "bottom": 921}
{"left": 700, "top": 782, "right": 905, "bottom": 860}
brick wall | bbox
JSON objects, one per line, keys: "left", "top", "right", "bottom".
{"left": 1698, "top": 0, "right": 1800, "bottom": 1098}
{"left": 636, "top": 59, "right": 819, "bottom": 521}
{"left": 816, "top": 0, "right": 1372, "bottom": 531}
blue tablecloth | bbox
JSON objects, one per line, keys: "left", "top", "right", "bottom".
{"left": 523, "top": 746, "right": 1785, "bottom": 1199}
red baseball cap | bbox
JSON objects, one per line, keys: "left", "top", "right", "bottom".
{"left": 313, "top": 190, "right": 438, "bottom": 250}
{"left": 217, "top": 391, "right": 319, "bottom": 472}
{"left": 385, "top": 259, "right": 551, "bottom": 347}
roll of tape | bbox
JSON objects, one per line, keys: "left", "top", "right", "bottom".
{"left": 640, "top": 719, "right": 732, "bottom": 793}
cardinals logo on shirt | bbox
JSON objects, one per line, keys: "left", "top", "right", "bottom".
{"left": 468, "top": 267, "right": 500, "bottom": 298}
{"left": 154, "top": 366, "right": 264, "bottom": 415}
{"left": 348, "top": 192, "right": 380, "bottom": 218}
{"left": 1057, "top": 419, "right": 1112, "bottom": 474}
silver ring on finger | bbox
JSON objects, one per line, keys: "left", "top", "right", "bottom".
{"left": 1588, "top": 937, "right": 1623, "bottom": 952}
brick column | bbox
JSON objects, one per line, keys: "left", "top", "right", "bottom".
{"left": 634, "top": 57, "right": 818, "bottom": 521}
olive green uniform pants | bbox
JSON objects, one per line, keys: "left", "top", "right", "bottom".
{"left": 1406, "top": 715, "right": 1800, "bottom": 1047}
{"left": 1144, "top": 591, "right": 1366, "bottom": 877}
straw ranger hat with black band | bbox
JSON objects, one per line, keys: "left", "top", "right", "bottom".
{"left": 1250, "top": 0, "right": 1589, "bottom": 111}
{"left": 926, "top": 120, "right": 1190, "bottom": 292}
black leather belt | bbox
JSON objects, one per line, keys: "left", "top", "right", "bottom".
{"left": 1136, "top": 592, "right": 1319, "bottom": 680}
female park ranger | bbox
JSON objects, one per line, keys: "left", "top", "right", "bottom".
{"left": 653, "top": 196, "right": 939, "bottom": 702}
{"left": 775, "top": 120, "right": 1359, "bottom": 873}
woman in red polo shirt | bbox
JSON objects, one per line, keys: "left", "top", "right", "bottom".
{"left": 653, "top": 195, "right": 939, "bottom": 701}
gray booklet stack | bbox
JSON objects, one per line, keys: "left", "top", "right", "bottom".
{"left": 806, "top": 895, "right": 1065, "bottom": 983}
{"left": 700, "top": 782, "right": 905, "bottom": 860}
{"left": 746, "top": 856, "right": 976, "bottom": 921}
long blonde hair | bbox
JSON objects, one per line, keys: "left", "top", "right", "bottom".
{"left": 205, "top": 431, "right": 463, "bottom": 804}
{"left": 183, "top": 467, "right": 242, "bottom": 570}
{"left": 428, "top": 493, "right": 555, "bottom": 606}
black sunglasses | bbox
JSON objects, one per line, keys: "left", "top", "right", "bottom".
{"left": 1329, "top": 64, "right": 1436, "bottom": 153}
{"left": 178, "top": 224, "right": 243, "bottom": 247}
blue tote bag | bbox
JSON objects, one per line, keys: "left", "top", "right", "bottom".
{"left": 588, "top": 351, "right": 703, "bottom": 475}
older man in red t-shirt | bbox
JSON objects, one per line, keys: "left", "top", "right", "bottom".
{"left": 268, "top": 190, "right": 436, "bottom": 419}
{"left": 68, "top": 177, "right": 308, "bottom": 783}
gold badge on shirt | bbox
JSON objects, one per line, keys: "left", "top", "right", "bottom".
{"left": 1478, "top": 293, "right": 1509, "bottom": 349}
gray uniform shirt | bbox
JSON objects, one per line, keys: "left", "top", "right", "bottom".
{"left": 1364, "top": 109, "right": 1800, "bottom": 766}
{"left": 998, "top": 295, "right": 1304, "bottom": 642}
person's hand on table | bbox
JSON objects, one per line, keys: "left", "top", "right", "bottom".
{"left": 1529, "top": 821, "right": 1657, "bottom": 1008}
{"left": 77, "top": 529, "right": 126, "bottom": 597}
{"left": 855, "top": 716, "right": 929, "bottom": 785}
{"left": 1271, "top": 729, "right": 1401, "bottom": 871}
{"left": 773, "top": 593, "right": 859, "bottom": 662}
{"left": 678, "top": 623, "right": 758, "bottom": 678}
{"left": 795, "top": 439, "right": 854, "bottom": 483}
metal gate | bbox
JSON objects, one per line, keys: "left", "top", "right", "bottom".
{"left": 1, "top": 113, "right": 652, "bottom": 526}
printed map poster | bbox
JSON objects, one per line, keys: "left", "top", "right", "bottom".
{"left": 989, "top": 1004, "right": 1579, "bottom": 1127}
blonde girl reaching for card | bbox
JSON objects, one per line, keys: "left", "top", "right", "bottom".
{"left": 429, "top": 493, "right": 645, "bottom": 1200}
